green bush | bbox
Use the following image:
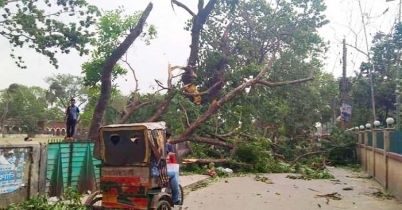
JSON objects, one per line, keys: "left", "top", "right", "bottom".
{"left": 6, "top": 188, "right": 85, "bottom": 210}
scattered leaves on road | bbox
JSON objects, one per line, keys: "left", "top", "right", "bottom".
{"left": 286, "top": 174, "right": 311, "bottom": 180}
{"left": 367, "top": 190, "right": 394, "bottom": 200}
{"left": 346, "top": 174, "right": 372, "bottom": 179}
{"left": 315, "top": 192, "right": 342, "bottom": 205}
{"left": 254, "top": 174, "right": 273, "bottom": 184}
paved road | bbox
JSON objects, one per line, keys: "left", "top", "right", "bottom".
{"left": 181, "top": 168, "right": 402, "bottom": 210}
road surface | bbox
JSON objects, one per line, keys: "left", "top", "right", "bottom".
{"left": 181, "top": 168, "right": 401, "bottom": 210}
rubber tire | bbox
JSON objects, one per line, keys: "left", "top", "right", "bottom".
{"left": 156, "top": 200, "right": 172, "bottom": 210}
{"left": 178, "top": 184, "right": 184, "bottom": 205}
{"left": 86, "top": 197, "right": 102, "bottom": 210}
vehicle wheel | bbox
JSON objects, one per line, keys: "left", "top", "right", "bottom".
{"left": 156, "top": 200, "right": 172, "bottom": 210}
{"left": 178, "top": 184, "right": 184, "bottom": 205}
{"left": 86, "top": 197, "right": 102, "bottom": 210}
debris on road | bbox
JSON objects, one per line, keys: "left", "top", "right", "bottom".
{"left": 254, "top": 174, "right": 273, "bottom": 184}
{"left": 346, "top": 174, "right": 372, "bottom": 179}
{"left": 216, "top": 166, "right": 233, "bottom": 174}
{"left": 315, "top": 192, "right": 342, "bottom": 205}
{"left": 367, "top": 190, "right": 394, "bottom": 200}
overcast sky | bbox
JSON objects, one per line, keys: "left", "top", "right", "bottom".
{"left": 0, "top": 0, "right": 400, "bottom": 95}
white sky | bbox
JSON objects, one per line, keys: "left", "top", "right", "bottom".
{"left": 0, "top": 0, "right": 400, "bottom": 95}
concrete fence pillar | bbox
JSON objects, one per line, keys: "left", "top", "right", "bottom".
{"left": 384, "top": 127, "right": 395, "bottom": 190}
{"left": 364, "top": 130, "right": 369, "bottom": 171}
{"left": 358, "top": 131, "right": 363, "bottom": 144}
{"left": 372, "top": 129, "right": 380, "bottom": 177}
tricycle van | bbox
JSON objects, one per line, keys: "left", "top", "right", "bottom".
{"left": 85, "top": 122, "right": 183, "bottom": 210}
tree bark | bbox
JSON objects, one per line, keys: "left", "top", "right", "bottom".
{"left": 118, "top": 101, "right": 152, "bottom": 124}
{"left": 171, "top": 55, "right": 317, "bottom": 147}
{"left": 171, "top": 56, "right": 277, "bottom": 143}
{"left": 180, "top": 0, "right": 218, "bottom": 102}
{"left": 182, "top": 158, "right": 250, "bottom": 166}
{"left": 289, "top": 151, "right": 327, "bottom": 168}
{"left": 146, "top": 94, "right": 174, "bottom": 122}
{"left": 87, "top": 2, "right": 153, "bottom": 144}
{"left": 171, "top": 135, "right": 233, "bottom": 148}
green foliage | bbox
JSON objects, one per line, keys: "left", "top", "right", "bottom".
{"left": 350, "top": 22, "right": 402, "bottom": 126}
{"left": 44, "top": 73, "right": 89, "bottom": 112}
{"left": 82, "top": 58, "right": 127, "bottom": 88}
{"left": 80, "top": 7, "right": 157, "bottom": 126}
{"left": 82, "top": 7, "right": 157, "bottom": 89}
{"left": 322, "top": 129, "right": 358, "bottom": 166}
{"left": 0, "top": 0, "right": 100, "bottom": 68}
{"left": 6, "top": 188, "right": 85, "bottom": 210}
{"left": 185, "top": 0, "right": 333, "bottom": 139}
{"left": 287, "top": 164, "right": 334, "bottom": 180}
{"left": 0, "top": 84, "right": 64, "bottom": 132}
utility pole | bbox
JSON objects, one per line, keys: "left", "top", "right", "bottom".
{"left": 340, "top": 38, "right": 348, "bottom": 130}
{"left": 358, "top": 0, "right": 377, "bottom": 123}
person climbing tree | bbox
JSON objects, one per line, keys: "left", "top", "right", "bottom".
{"left": 65, "top": 98, "right": 80, "bottom": 141}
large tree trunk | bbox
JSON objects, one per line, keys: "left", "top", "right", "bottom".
{"left": 181, "top": 0, "right": 218, "bottom": 104}
{"left": 87, "top": 2, "right": 153, "bottom": 148}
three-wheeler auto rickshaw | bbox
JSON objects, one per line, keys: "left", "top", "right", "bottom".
{"left": 85, "top": 122, "right": 183, "bottom": 210}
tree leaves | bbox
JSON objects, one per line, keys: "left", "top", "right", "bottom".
{"left": 0, "top": 0, "right": 101, "bottom": 68}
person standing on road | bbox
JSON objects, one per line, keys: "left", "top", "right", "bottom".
{"left": 65, "top": 98, "right": 80, "bottom": 140}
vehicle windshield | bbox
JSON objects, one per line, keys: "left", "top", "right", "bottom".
{"left": 101, "top": 129, "right": 147, "bottom": 165}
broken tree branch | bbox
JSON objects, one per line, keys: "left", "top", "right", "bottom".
{"left": 172, "top": 136, "right": 233, "bottom": 148}
{"left": 147, "top": 64, "right": 185, "bottom": 122}
{"left": 168, "top": 64, "right": 185, "bottom": 88}
{"left": 118, "top": 101, "right": 152, "bottom": 124}
{"left": 171, "top": 0, "right": 196, "bottom": 16}
{"left": 181, "top": 81, "right": 223, "bottom": 96}
{"left": 155, "top": 79, "right": 168, "bottom": 90}
{"left": 205, "top": 133, "right": 229, "bottom": 142}
{"left": 345, "top": 42, "right": 369, "bottom": 57}
{"left": 182, "top": 158, "right": 251, "bottom": 166}
{"left": 179, "top": 102, "right": 190, "bottom": 127}
{"left": 122, "top": 54, "right": 139, "bottom": 93}
{"left": 171, "top": 55, "right": 277, "bottom": 142}
{"left": 147, "top": 94, "right": 174, "bottom": 122}
{"left": 289, "top": 151, "right": 327, "bottom": 168}
{"left": 218, "top": 126, "right": 241, "bottom": 138}
{"left": 256, "top": 67, "right": 315, "bottom": 87}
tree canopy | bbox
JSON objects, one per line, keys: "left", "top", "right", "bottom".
{"left": 0, "top": 0, "right": 100, "bottom": 68}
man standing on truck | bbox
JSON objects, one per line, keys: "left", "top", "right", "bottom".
{"left": 65, "top": 98, "right": 80, "bottom": 141}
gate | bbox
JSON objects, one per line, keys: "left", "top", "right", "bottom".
{"left": 46, "top": 141, "right": 101, "bottom": 196}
